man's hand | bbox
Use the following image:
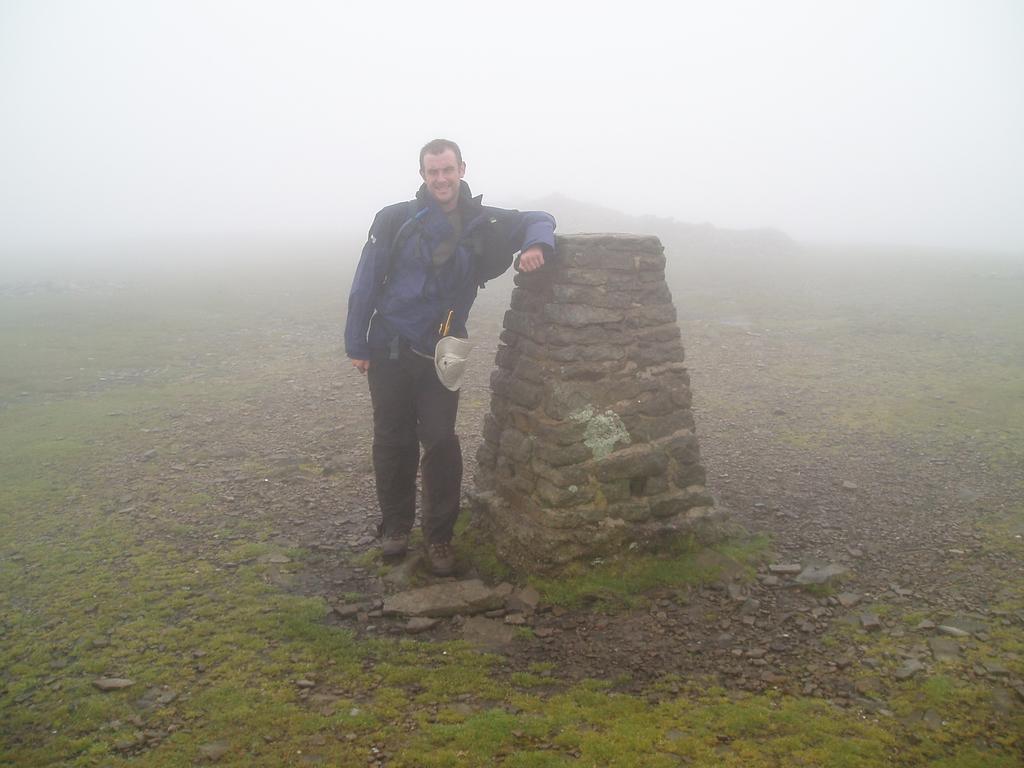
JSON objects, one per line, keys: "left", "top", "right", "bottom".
{"left": 518, "top": 245, "right": 546, "bottom": 272}
{"left": 351, "top": 359, "right": 370, "bottom": 374}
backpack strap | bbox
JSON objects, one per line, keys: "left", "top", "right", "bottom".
{"left": 470, "top": 210, "right": 518, "bottom": 288}
{"left": 381, "top": 200, "right": 425, "bottom": 287}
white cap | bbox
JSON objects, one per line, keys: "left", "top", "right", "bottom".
{"left": 434, "top": 336, "right": 473, "bottom": 391}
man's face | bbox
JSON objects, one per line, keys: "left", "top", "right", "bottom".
{"left": 420, "top": 149, "right": 466, "bottom": 210}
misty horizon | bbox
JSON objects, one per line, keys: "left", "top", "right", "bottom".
{"left": 2, "top": 1, "right": 1023, "bottom": 261}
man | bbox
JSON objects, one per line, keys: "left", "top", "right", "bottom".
{"left": 345, "top": 139, "right": 556, "bottom": 576}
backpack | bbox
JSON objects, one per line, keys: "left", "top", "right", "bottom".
{"left": 381, "top": 201, "right": 518, "bottom": 289}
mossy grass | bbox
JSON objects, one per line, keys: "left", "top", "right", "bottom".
{"left": 4, "top": 260, "right": 1023, "bottom": 765}
{"left": 529, "top": 534, "right": 769, "bottom": 610}
{"left": 823, "top": 589, "right": 1024, "bottom": 763}
{"left": 395, "top": 685, "right": 899, "bottom": 767}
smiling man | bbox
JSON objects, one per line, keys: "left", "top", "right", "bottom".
{"left": 344, "top": 138, "right": 556, "bottom": 575}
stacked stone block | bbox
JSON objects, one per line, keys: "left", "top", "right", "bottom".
{"left": 472, "top": 233, "right": 724, "bottom": 572}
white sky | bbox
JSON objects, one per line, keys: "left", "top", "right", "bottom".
{"left": 1, "top": 0, "right": 1022, "bottom": 253}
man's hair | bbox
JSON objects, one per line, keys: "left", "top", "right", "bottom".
{"left": 419, "top": 138, "right": 463, "bottom": 171}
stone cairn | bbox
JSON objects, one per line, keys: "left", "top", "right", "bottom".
{"left": 472, "top": 233, "right": 726, "bottom": 573}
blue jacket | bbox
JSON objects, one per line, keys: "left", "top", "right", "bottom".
{"left": 345, "top": 182, "right": 556, "bottom": 360}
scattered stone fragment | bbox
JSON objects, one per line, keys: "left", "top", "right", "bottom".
{"left": 860, "top": 614, "right": 882, "bottom": 632}
{"left": 504, "top": 613, "right": 528, "bottom": 626}
{"left": 894, "top": 659, "right": 925, "bottom": 680}
{"left": 309, "top": 693, "right": 338, "bottom": 715}
{"left": 264, "top": 554, "right": 291, "bottom": 564}
{"left": 990, "top": 687, "right": 1020, "bottom": 716}
{"left": 114, "top": 734, "right": 142, "bottom": 752}
{"left": 915, "top": 619, "right": 936, "bottom": 631}
{"left": 404, "top": 617, "right": 440, "bottom": 634}
{"left": 198, "top": 739, "right": 230, "bottom": 761}
{"left": 837, "top": 592, "right": 862, "bottom": 609}
{"left": 841, "top": 480, "right": 858, "bottom": 490}
{"left": 534, "top": 627, "right": 555, "bottom": 638}
{"left": 902, "top": 709, "right": 943, "bottom": 731}
{"left": 928, "top": 637, "right": 961, "bottom": 663}
{"left": 795, "top": 563, "right": 847, "bottom": 586}
{"left": 768, "top": 563, "right": 802, "bottom": 575}
{"left": 384, "top": 579, "right": 504, "bottom": 618}
{"left": 739, "top": 598, "right": 761, "bottom": 616}
{"left": 846, "top": 546, "right": 864, "bottom": 558}
{"left": 461, "top": 616, "right": 517, "bottom": 648}
{"left": 332, "top": 603, "right": 362, "bottom": 619}
{"left": 760, "top": 575, "right": 780, "bottom": 586}
{"left": 93, "top": 677, "right": 135, "bottom": 691}
{"left": 854, "top": 677, "right": 886, "bottom": 697}
{"left": 506, "top": 585, "right": 541, "bottom": 614}
{"left": 760, "top": 670, "right": 788, "bottom": 685}
{"left": 141, "top": 449, "right": 157, "bottom": 462}
{"left": 134, "top": 687, "right": 178, "bottom": 710}
{"left": 494, "top": 582, "right": 515, "bottom": 598}
{"left": 937, "top": 625, "right": 969, "bottom": 638}
{"left": 982, "top": 660, "right": 1010, "bottom": 677}
{"left": 939, "top": 615, "right": 987, "bottom": 636}
{"left": 295, "top": 679, "right": 316, "bottom": 689}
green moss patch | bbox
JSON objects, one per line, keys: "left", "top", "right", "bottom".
{"left": 530, "top": 535, "right": 769, "bottom": 609}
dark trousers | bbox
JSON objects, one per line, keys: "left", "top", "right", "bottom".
{"left": 367, "top": 344, "right": 462, "bottom": 544}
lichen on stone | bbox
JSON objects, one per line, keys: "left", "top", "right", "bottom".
{"left": 569, "top": 406, "right": 631, "bottom": 460}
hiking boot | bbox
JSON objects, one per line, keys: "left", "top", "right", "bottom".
{"left": 381, "top": 533, "right": 409, "bottom": 559}
{"left": 426, "top": 541, "right": 456, "bottom": 576}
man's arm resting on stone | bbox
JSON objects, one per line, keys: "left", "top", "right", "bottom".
{"left": 513, "top": 211, "right": 556, "bottom": 272}
{"left": 519, "top": 245, "right": 546, "bottom": 272}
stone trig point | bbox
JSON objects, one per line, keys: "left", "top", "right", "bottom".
{"left": 472, "top": 233, "right": 726, "bottom": 572}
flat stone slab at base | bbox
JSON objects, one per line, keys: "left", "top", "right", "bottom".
{"left": 461, "top": 616, "right": 518, "bottom": 648}
{"left": 383, "top": 579, "right": 504, "bottom": 618}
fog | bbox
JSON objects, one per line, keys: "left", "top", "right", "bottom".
{"left": 2, "top": 0, "right": 1023, "bottom": 275}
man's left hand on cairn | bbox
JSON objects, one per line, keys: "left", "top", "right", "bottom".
{"left": 518, "top": 245, "right": 546, "bottom": 272}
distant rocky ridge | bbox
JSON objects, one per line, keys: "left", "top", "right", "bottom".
{"left": 526, "top": 194, "right": 799, "bottom": 281}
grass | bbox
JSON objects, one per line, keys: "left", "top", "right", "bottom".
{"left": 679, "top": 253, "right": 1024, "bottom": 471}
{"left": 397, "top": 686, "right": 899, "bottom": 767}
{"left": 822, "top": 583, "right": 1024, "bottom": 765}
{"left": 529, "top": 535, "right": 769, "bottom": 609}
{"left": 3, "top": 253, "right": 1024, "bottom": 766}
